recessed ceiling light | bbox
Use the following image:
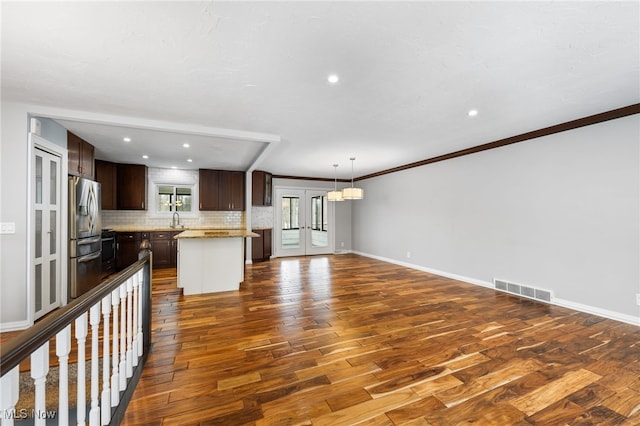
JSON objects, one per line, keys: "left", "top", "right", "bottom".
{"left": 327, "top": 74, "right": 339, "bottom": 84}
{"left": 187, "top": 158, "right": 193, "bottom": 163}
{"left": 123, "top": 137, "right": 131, "bottom": 142}
{"left": 468, "top": 109, "right": 478, "bottom": 117}
{"left": 142, "top": 155, "right": 149, "bottom": 159}
{"left": 183, "top": 143, "right": 190, "bottom": 148}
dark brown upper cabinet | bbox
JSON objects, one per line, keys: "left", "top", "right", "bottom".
{"left": 67, "top": 131, "right": 95, "bottom": 179}
{"left": 199, "top": 169, "right": 221, "bottom": 210}
{"left": 252, "top": 170, "right": 272, "bottom": 206}
{"left": 95, "top": 160, "right": 117, "bottom": 210}
{"left": 199, "top": 169, "right": 245, "bottom": 211}
{"left": 117, "top": 163, "right": 147, "bottom": 210}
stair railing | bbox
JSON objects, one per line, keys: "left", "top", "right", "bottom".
{"left": 0, "top": 246, "right": 152, "bottom": 426}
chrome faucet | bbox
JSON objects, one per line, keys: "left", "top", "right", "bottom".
{"left": 172, "top": 211, "right": 181, "bottom": 228}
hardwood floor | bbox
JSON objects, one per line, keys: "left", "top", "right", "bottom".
{"left": 122, "top": 254, "right": 640, "bottom": 425}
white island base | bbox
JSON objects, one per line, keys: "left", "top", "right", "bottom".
{"left": 176, "top": 230, "right": 258, "bottom": 295}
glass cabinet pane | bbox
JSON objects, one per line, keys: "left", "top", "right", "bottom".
{"left": 35, "top": 210, "right": 42, "bottom": 258}
{"left": 50, "top": 260, "right": 57, "bottom": 304}
{"left": 35, "top": 264, "right": 42, "bottom": 312}
{"left": 35, "top": 156, "right": 42, "bottom": 204}
{"left": 50, "top": 160, "right": 57, "bottom": 205}
{"left": 50, "top": 210, "right": 56, "bottom": 254}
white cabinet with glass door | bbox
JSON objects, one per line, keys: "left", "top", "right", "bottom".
{"left": 31, "top": 135, "right": 64, "bottom": 320}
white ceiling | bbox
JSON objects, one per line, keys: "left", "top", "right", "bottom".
{"left": 2, "top": 1, "right": 638, "bottom": 179}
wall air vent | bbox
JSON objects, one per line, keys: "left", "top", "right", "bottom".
{"left": 535, "top": 289, "right": 551, "bottom": 302}
{"left": 521, "top": 285, "right": 535, "bottom": 298}
{"left": 493, "top": 278, "right": 553, "bottom": 304}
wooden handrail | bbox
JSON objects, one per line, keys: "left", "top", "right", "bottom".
{"left": 0, "top": 250, "right": 151, "bottom": 376}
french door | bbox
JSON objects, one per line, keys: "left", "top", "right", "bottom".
{"left": 32, "top": 144, "right": 63, "bottom": 319}
{"left": 275, "top": 188, "right": 334, "bottom": 257}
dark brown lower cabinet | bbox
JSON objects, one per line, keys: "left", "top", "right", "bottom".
{"left": 251, "top": 228, "right": 272, "bottom": 262}
{"left": 117, "top": 231, "right": 179, "bottom": 270}
{"left": 116, "top": 232, "right": 141, "bottom": 270}
{"left": 150, "top": 231, "right": 178, "bottom": 269}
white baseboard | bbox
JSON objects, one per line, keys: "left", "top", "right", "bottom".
{"left": 553, "top": 298, "right": 639, "bottom": 326}
{"left": 353, "top": 250, "right": 639, "bottom": 327}
{"left": 0, "top": 319, "right": 32, "bottom": 332}
{"left": 352, "top": 250, "right": 493, "bottom": 289}
{"left": 333, "top": 250, "right": 352, "bottom": 255}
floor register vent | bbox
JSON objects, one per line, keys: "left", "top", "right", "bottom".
{"left": 493, "top": 279, "right": 552, "bottom": 303}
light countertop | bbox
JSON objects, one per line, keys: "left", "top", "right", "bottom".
{"left": 106, "top": 227, "right": 245, "bottom": 233}
{"left": 174, "top": 229, "right": 259, "bottom": 239}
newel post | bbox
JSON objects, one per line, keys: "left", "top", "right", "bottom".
{"left": 139, "top": 240, "right": 153, "bottom": 351}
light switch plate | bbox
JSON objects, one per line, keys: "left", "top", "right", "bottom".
{"left": 0, "top": 222, "right": 16, "bottom": 234}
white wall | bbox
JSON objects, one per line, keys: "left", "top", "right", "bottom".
{"left": 352, "top": 115, "right": 639, "bottom": 324}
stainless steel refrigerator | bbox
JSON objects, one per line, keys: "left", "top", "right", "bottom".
{"left": 68, "top": 176, "right": 102, "bottom": 299}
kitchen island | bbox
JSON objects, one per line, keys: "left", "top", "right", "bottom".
{"left": 175, "top": 229, "right": 259, "bottom": 295}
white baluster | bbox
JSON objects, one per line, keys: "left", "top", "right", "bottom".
{"left": 110, "top": 288, "right": 120, "bottom": 406}
{"left": 75, "top": 313, "right": 88, "bottom": 426}
{"left": 31, "top": 342, "right": 49, "bottom": 426}
{"left": 57, "top": 325, "right": 71, "bottom": 426}
{"left": 119, "top": 283, "right": 127, "bottom": 391}
{"left": 101, "top": 293, "right": 112, "bottom": 424}
{"left": 0, "top": 366, "right": 19, "bottom": 426}
{"left": 126, "top": 277, "right": 133, "bottom": 378}
{"left": 132, "top": 272, "right": 139, "bottom": 367}
{"left": 136, "top": 270, "right": 144, "bottom": 358}
{"left": 89, "top": 302, "right": 101, "bottom": 426}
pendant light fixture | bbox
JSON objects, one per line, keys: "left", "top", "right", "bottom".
{"left": 327, "top": 164, "right": 344, "bottom": 202}
{"left": 342, "top": 157, "right": 364, "bottom": 200}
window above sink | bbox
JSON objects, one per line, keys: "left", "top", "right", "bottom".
{"left": 157, "top": 185, "right": 192, "bottom": 213}
{"left": 148, "top": 168, "right": 199, "bottom": 219}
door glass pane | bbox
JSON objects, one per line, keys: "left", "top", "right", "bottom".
{"left": 311, "top": 195, "right": 328, "bottom": 248}
{"left": 50, "top": 210, "right": 56, "bottom": 254}
{"left": 291, "top": 198, "right": 299, "bottom": 228}
{"left": 50, "top": 160, "right": 57, "bottom": 205}
{"left": 35, "top": 156, "right": 42, "bottom": 204}
{"left": 35, "top": 264, "right": 42, "bottom": 311}
{"left": 281, "top": 196, "right": 300, "bottom": 249}
{"left": 35, "top": 210, "right": 42, "bottom": 258}
{"left": 50, "top": 260, "right": 57, "bottom": 304}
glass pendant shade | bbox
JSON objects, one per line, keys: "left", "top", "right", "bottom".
{"left": 342, "top": 187, "right": 364, "bottom": 200}
{"left": 327, "top": 190, "right": 344, "bottom": 201}
{"left": 341, "top": 157, "right": 364, "bottom": 200}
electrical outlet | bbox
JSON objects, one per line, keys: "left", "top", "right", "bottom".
{"left": 340, "top": 242, "right": 344, "bottom": 247}
{"left": 636, "top": 294, "right": 640, "bottom": 306}
{"left": 0, "top": 222, "right": 16, "bottom": 234}
{"left": 406, "top": 251, "right": 411, "bottom": 259}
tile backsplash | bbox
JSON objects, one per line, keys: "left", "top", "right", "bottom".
{"left": 102, "top": 210, "right": 244, "bottom": 230}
